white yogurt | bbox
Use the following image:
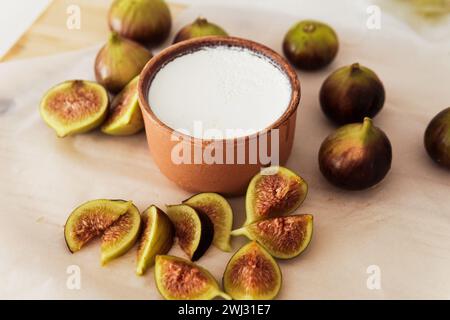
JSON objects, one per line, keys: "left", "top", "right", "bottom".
{"left": 148, "top": 46, "right": 292, "bottom": 139}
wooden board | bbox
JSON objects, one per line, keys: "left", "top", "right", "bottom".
{"left": 0, "top": 0, "right": 185, "bottom": 62}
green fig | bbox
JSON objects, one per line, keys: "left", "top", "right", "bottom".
{"left": 173, "top": 17, "right": 228, "bottom": 43}
{"left": 320, "top": 63, "right": 385, "bottom": 124}
{"left": 231, "top": 214, "right": 313, "bottom": 259}
{"left": 183, "top": 193, "right": 233, "bottom": 252}
{"left": 223, "top": 241, "right": 282, "bottom": 300}
{"left": 424, "top": 107, "right": 450, "bottom": 169}
{"left": 39, "top": 80, "right": 109, "bottom": 137}
{"left": 166, "top": 204, "right": 214, "bottom": 261}
{"left": 136, "top": 205, "right": 174, "bottom": 275}
{"left": 108, "top": 0, "right": 172, "bottom": 46}
{"left": 245, "top": 166, "right": 308, "bottom": 226}
{"left": 319, "top": 117, "right": 392, "bottom": 190}
{"left": 94, "top": 32, "right": 153, "bottom": 93}
{"left": 283, "top": 20, "right": 338, "bottom": 70}
{"left": 101, "top": 76, "right": 144, "bottom": 135}
{"left": 155, "top": 255, "right": 231, "bottom": 300}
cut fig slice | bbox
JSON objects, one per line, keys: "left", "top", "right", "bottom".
{"left": 231, "top": 214, "right": 313, "bottom": 259}
{"left": 245, "top": 166, "right": 308, "bottom": 225}
{"left": 101, "top": 76, "right": 144, "bottom": 135}
{"left": 40, "top": 80, "right": 109, "bottom": 137}
{"left": 155, "top": 255, "right": 231, "bottom": 300}
{"left": 100, "top": 203, "right": 142, "bottom": 265}
{"left": 166, "top": 204, "right": 213, "bottom": 261}
{"left": 223, "top": 241, "right": 282, "bottom": 300}
{"left": 136, "top": 205, "right": 174, "bottom": 275}
{"left": 64, "top": 199, "right": 132, "bottom": 253}
{"left": 183, "top": 193, "right": 233, "bottom": 252}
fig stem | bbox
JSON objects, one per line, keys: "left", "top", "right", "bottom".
{"left": 195, "top": 17, "right": 208, "bottom": 25}
{"left": 361, "top": 117, "right": 373, "bottom": 136}
{"left": 350, "top": 62, "right": 361, "bottom": 74}
{"left": 303, "top": 23, "right": 316, "bottom": 33}
{"left": 109, "top": 32, "right": 120, "bottom": 43}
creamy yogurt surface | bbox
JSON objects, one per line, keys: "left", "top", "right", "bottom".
{"left": 148, "top": 46, "right": 292, "bottom": 139}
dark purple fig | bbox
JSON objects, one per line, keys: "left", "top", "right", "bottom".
{"left": 320, "top": 63, "right": 385, "bottom": 125}
{"left": 424, "top": 107, "right": 450, "bottom": 169}
{"left": 283, "top": 20, "right": 338, "bottom": 70}
{"left": 108, "top": 0, "right": 172, "bottom": 46}
{"left": 319, "top": 117, "right": 392, "bottom": 190}
{"left": 94, "top": 32, "right": 153, "bottom": 93}
{"left": 173, "top": 17, "right": 228, "bottom": 44}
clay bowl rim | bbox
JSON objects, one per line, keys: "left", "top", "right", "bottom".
{"left": 138, "top": 36, "right": 300, "bottom": 146}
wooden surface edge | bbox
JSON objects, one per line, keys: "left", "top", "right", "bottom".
{"left": 1, "top": 0, "right": 186, "bottom": 62}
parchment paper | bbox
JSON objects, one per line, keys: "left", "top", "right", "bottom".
{"left": 1, "top": 2, "right": 450, "bottom": 299}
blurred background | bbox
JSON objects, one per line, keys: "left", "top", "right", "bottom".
{"left": 1, "top": 0, "right": 449, "bottom": 61}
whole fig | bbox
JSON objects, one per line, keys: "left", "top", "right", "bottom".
{"left": 319, "top": 117, "right": 392, "bottom": 190}
{"left": 173, "top": 17, "right": 228, "bottom": 43}
{"left": 283, "top": 20, "right": 338, "bottom": 70}
{"left": 94, "top": 32, "right": 153, "bottom": 93}
{"left": 320, "top": 63, "right": 385, "bottom": 125}
{"left": 108, "top": 0, "right": 172, "bottom": 46}
{"left": 424, "top": 107, "right": 450, "bottom": 169}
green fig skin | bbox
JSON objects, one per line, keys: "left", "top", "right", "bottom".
{"left": 320, "top": 63, "right": 385, "bottom": 125}
{"left": 319, "top": 117, "right": 392, "bottom": 190}
{"left": 173, "top": 17, "right": 228, "bottom": 44}
{"left": 283, "top": 20, "right": 338, "bottom": 70}
{"left": 95, "top": 33, "right": 153, "bottom": 94}
{"left": 108, "top": 0, "right": 172, "bottom": 46}
{"left": 424, "top": 107, "right": 450, "bottom": 169}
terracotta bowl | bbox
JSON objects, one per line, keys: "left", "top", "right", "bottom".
{"left": 138, "top": 36, "right": 300, "bottom": 196}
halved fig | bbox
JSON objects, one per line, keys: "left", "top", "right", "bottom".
{"left": 223, "top": 241, "right": 282, "bottom": 300}
{"left": 245, "top": 166, "right": 308, "bottom": 225}
{"left": 39, "top": 80, "right": 109, "bottom": 137}
{"left": 155, "top": 255, "right": 231, "bottom": 300}
{"left": 136, "top": 205, "right": 174, "bottom": 275}
{"left": 166, "top": 204, "right": 213, "bottom": 261}
{"left": 101, "top": 203, "right": 141, "bottom": 265}
{"left": 231, "top": 214, "right": 313, "bottom": 259}
{"left": 183, "top": 193, "right": 233, "bottom": 252}
{"left": 64, "top": 199, "right": 132, "bottom": 253}
{"left": 101, "top": 76, "right": 144, "bottom": 135}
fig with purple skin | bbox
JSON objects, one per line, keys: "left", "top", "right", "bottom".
{"left": 320, "top": 63, "right": 385, "bottom": 125}
{"left": 173, "top": 17, "right": 228, "bottom": 44}
{"left": 283, "top": 20, "right": 338, "bottom": 70}
{"left": 94, "top": 33, "right": 153, "bottom": 94}
{"left": 108, "top": 0, "right": 172, "bottom": 46}
{"left": 424, "top": 107, "right": 450, "bottom": 169}
{"left": 319, "top": 117, "right": 392, "bottom": 190}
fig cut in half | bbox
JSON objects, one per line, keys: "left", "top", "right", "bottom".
{"left": 183, "top": 193, "right": 233, "bottom": 252}
{"left": 166, "top": 204, "right": 213, "bottom": 261}
{"left": 40, "top": 80, "right": 109, "bottom": 137}
{"left": 64, "top": 199, "right": 132, "bottom": 253}
{"left": 155, "top": 255, "right": 231, "bottom": 300}
{"left": 245, "top": 166, "right": 308, "bottom": 226}
{"left": 231, "top": 214, "right": 313, "bottom": 259}
{"left": 101, "top": 76, "right": 144, "bottom": 135}
{"left": 223, "top": 241, "right": 282, "bottom": 300}
{"left": 136, "top": 205, "right": 174, "bottom": 275}
{"left": 101, "top": 203, "right": 141, "bottom": 265}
